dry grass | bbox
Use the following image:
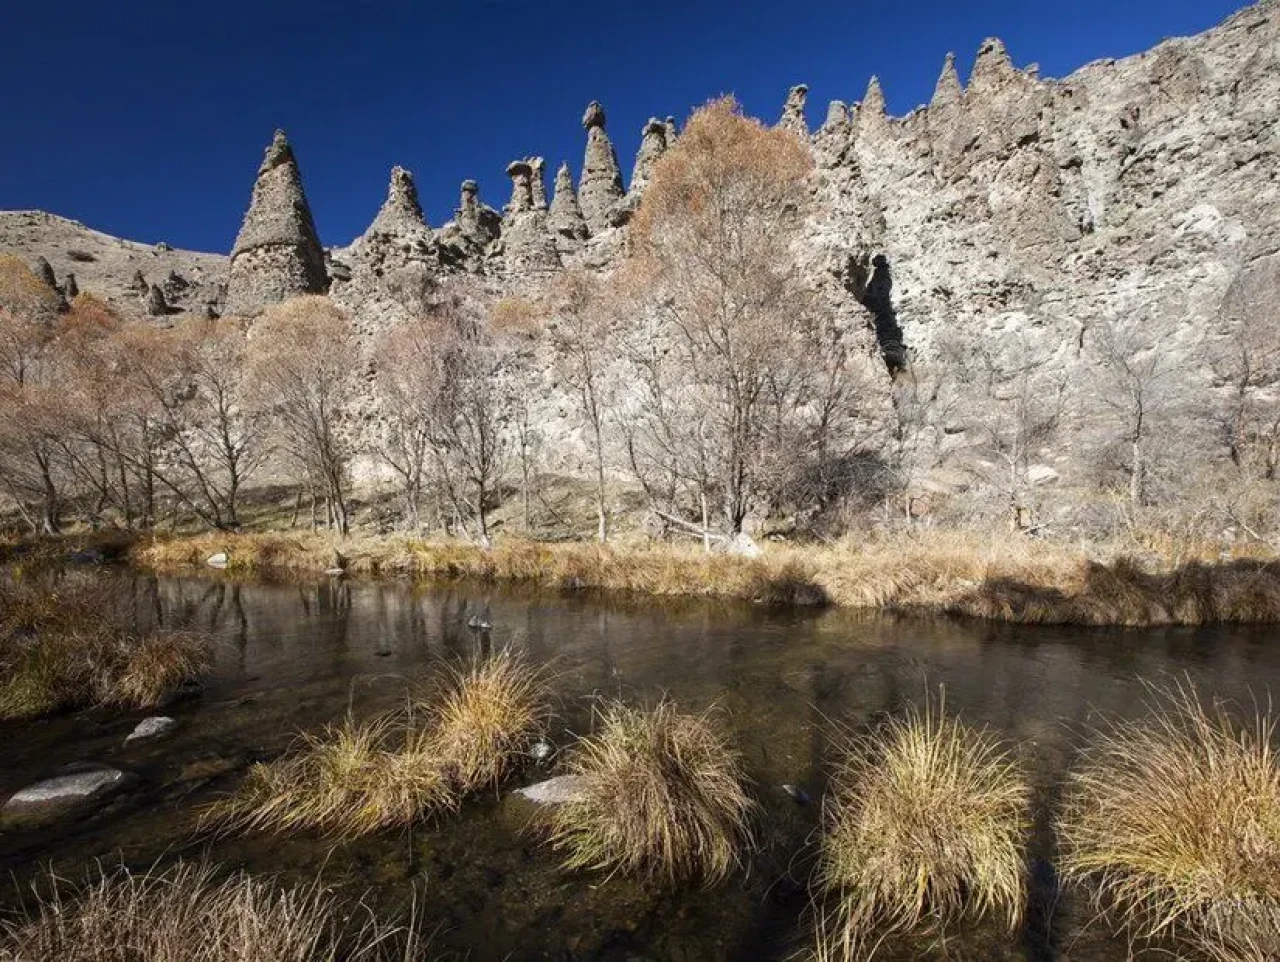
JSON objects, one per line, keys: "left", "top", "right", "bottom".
{"left": 543, "top": 699, "right": 754, "bottom": 886}
{"left": 815, "top": 701, "right": 1030, "bottom": 959}
{"left": 123, "top": 528, "right": 1280, "bottom": 626}
{"left": 0, "top": 575, "right": 211, "bottom": 720}
{"left": 0, "top": 861, "right": 430, "bottom": 961}
{"left": 428, "top": 650, "right": 550, "bottom": 793}
{"left": 1059, "top": 683, "right": 1280, "bottom": 960}
{"left": 207, "top": 650, "right": 547, "bottom": 838}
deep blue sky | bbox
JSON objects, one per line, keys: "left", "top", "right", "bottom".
{"left": 0, "top": 0, "right": 1248, "bottom": 253}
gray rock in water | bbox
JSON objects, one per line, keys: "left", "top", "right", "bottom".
{"left": 225, "top": 130, "right": 328, "bottom": 316}
{"left": 125, "top": 716, "right": 177, "bottom": 744}
{"left": 514, "top": 774, "right": 588, "bottom": 806}
{"left": 780, "top": 783, "right": 812, "bottom": 805}
{"left": 577, "top": 101, "right": 624, "bottom": 235}
{"left": 529, "top": 739, "right": 554, "bottom": 762}
{"left": 1, "top": 764, "right": 128, "bottom": 827}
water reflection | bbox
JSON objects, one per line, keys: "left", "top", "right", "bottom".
{"left": 2, "top": 572, "right": 1276, "bottom": 960}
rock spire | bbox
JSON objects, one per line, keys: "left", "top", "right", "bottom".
{"left": 367, "top": 166, "right": 428, "bottom": 235}
{"left": 455, "top": 179, "right": 501, "bottom": 245}
{"left": 931, "top": 53, "right": 964, "bottom": 110}
{"left": 548, "top": 162, "right": 589, "bottom": 254}
{"left": 630, "top": 119, "right": 669, "bottom": 194}
{"left": 499, "top": 160, "right": 560, "bottom": 273}
{"left": 530, "top": 158, "right": 549, "bottom": 210}
{"left": 778, "top": 84, "right": 809, "bottom": 135}
{"left": 225, "top": 130, "right": 328, "bottom": 316}
{"left": 62, "top": 273, "right": 78, "bottom": 299}
{"left": 577, "top": 101, "right": 625, "bottom": 234}
{"left": 33, "top": 256, "right": 57, "bottom": 291}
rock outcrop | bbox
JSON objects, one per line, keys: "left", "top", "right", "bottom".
{"left": 62, "top": 272, "right": 78, "bottom": 299}
{"left": 577, "top": 101, "right": 625, "bottom": 234}
{"left": 224, "top": 130, "right": 328, "bottom": 316}
{"left": 497, "top": 160, "right": 560, "bottom": 273}
{"left": 33, "top": 255, "right": 57, "bottom": 291}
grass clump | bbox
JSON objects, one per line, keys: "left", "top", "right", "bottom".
{"left": 815, "top": 702, "right": 1030, "bottom": 959}
{"left": 208, "top": 650, "right": 547, "bottom": 838}
{"left": 0, "top": 860, "right": 430, "bottom": 961}
{"left": 1059, "top": 683, "right": 1280, "bottom": 960}
{"left": 0, "top": 574, "right": 211, "bottom": 720}
{"left": 544, "top": 699, "right": 754, "bottom": 886}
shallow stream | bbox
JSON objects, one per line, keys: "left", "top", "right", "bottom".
{"left": 2, "top": 571, "right": 1277, "bottom": 960}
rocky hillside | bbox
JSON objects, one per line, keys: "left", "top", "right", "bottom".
{"left": 0, "top": 211, "right": 226, "bottom": 319}
{"left": 1, "top": 0, "right": 1276, "bottom": 533}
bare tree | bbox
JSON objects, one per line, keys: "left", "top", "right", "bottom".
{"left": 621, "top": 96, "right": 833, "bottom": 540}
{"left": 248, "top": 296, "right": 358, "bottom": 535}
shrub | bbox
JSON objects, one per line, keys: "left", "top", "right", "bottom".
{"left": 544, "top": 700, "right": 754, "bottom": 885}
{"left": 1059, "top": 684, "right": 1280, "bottom": 960}
{"left": 815, "top": 702, "right": 1030, "bottom": 958}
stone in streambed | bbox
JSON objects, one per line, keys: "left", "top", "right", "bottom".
{"left": 125, "top": 716, "right": 177, "bottom": 744}
{"left": 1, "top": 763, "right": 130, "bottom": 828}
{"left": 513, "top": 775, "right": 588, "bottom": 806}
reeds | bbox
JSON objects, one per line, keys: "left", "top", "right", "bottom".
{"left": 815, "top": 702, "right": 1030, "bottom": 959}
{"left": 543, "top": 699, "right": 754, "bottom": 886}
{"left": 1059, "top": 684, "right": 1280, "bottom": 960}
{"left": 207, "top": 650, "right": 547, "bottom": 838}
{"left": 0, "top": 861, "right": 430, "bottom": 961}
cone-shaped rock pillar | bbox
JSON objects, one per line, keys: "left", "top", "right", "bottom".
{"left": 578, "top": 101, "right": 624, "bottom": 234}
{"left": 530, "top": 157, "right": 549, "bottom": 210}
{"left": 367, "top": 165, "right": 428, "bottom": 235}
{"left": 225, "top": 130, "right": 327, "bottom": 316}
{"left": 932, "top": 53, "right": 964, "bottom": 110}
{"left": 548, "top": 162, "right": 589, "bottom": 253}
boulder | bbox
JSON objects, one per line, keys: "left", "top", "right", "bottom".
{"left": 1, "top": 764, "right": 129, "bottom": 828}
{"left": 125, "top": 716, "right": 178, "bottom": 744}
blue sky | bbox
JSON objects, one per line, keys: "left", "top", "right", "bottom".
{"left": 0, "top": 0, "right": 1247, "bottom": 253}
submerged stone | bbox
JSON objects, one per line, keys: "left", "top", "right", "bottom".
{"left": 513, "top": 775, "right": 588, "bottom": 806}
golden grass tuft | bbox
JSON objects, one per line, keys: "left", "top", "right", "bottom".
{"left": 815, "top": 702, "right": 1030, "bottom": 959}
{"left": 0, "top": 860, "right": 431, "bottom": 961}
{"left": 1058, "top": 684, "right": 1280, "bottom": 960}
{"left": 427, "top": 649, "right": 550, "bottom": 793}
{"left": 544, "top": 699, "right": 754, "bottom": 886}
{"left": 207, "top": 650, "right": 547, "bottom": 838}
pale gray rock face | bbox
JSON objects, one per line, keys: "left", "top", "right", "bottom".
{"left": 629, "top": 118, "right": 669, "bottom": 195}
{"left": 664, "top": 116, "right": 678, "bottom": 146}
{"left": 225, "top": 130, "right": 328, "bottom": 316}
{"left": 778, "top": 83, "right": 809, "bottom": 136}
{"left": 547, "top": 162, "right": 589, "bottom": 254}
{"left": 578, "top": 101, "right": 625, "bottom": 234}
{"left": 331, "top": 165, "right": 439, "bottom": 325}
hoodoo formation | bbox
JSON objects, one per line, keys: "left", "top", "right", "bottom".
{"left": 224, "top": 130, "right": 328, "bottom": 316}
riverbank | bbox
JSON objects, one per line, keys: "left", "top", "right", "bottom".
{"left": 32, "top": 529, "right": 1264, "bottom": 627}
